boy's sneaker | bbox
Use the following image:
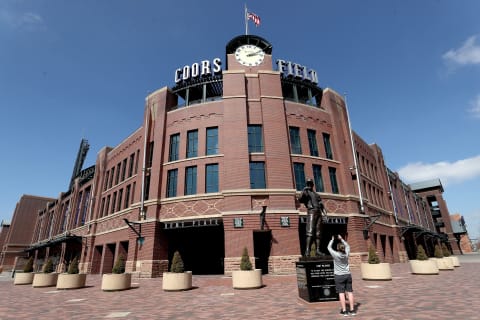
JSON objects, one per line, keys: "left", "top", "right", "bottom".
{"left": 340, "top": 310, "right": 349, "bottom": 317}
{"left": 348, "top": 310, "right": 356, "bottom": 316}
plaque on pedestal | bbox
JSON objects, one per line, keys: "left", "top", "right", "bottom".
{"left": 296, "top": 258, "right": 338, "bottom": 302}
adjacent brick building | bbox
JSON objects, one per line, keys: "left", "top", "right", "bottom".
{"left": 0, "top": 35, "right": 462, "bottom": 277}
{"left": 0, "top": 195, "right": 54, "bottom": 271}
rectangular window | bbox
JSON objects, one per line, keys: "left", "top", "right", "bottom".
{"left": 147, "top": 141, "right": 154, "bottom": 167}
{"left": 121, "top": 158, "right": 127, "bottom": 181}
{"left": 206, "top": 127, "right": 219, "bottom": 155}
{"left": 185, "top": 166, "right": 197, "bottom": 195}
{"left": 248, "top": 125, "right": 264, "bottom": 153}
{"left": 105, "top": 196, "right": 110, "bottom": 216}
{"left": 115, "top": 163, "right": 121, "bottom": 184}
{"left": 117, "top": 189, "right": 123, "bottom": 211}
{"left": 187, "top": 129, "right": 198, "bottom": 158}
{"left": 167, "top": 169, "right": 178, "bottom": 197}
{"left": 124, "top": 185, "right": 131, "bottom": 209}
{"left": 307, "top": 129, "right": 319, "bottom": 156}
{"left": 323, "top": 133, "right": 333, "bottom": 160}
{"left": 312, "top": 164, "right": 325, "bottom": 192}
{"left": 111, "top": 192, "right": 117, "bottom": 214}
{"left": 109, "top": 168, "right": 114, "bottom": 188}
{"left": 104, "top": 170, "right": 109, "bottom": 191}
{"left": 289, "top": 127, "right": 302, "bottom": 154}
{"left": 293, "top": 162, "right": 306, "bottom": 191}
{"left": 329, "top": 167, "right": 339, "bottom": 194}
{"left": 128, "top": 153, "right": 135, "bottom": 177}
{"left": 169, "top": 133, "right": 180, "bottom": 161}
{"left": 206, "top": 163, "right": 219, "bottom": 193}
{"left": 80, "top": 188, "right": 90, "bottom": 225}
{"left": 249, "top": 162, "right": 266, "bottom": 189}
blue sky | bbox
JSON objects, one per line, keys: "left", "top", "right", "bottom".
{"left": 1, "top": 0, "right": 479, "bottom": 240}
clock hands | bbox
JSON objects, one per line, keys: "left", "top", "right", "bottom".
{"left": 247, "top": 50, "right": 263, "bottom": 57}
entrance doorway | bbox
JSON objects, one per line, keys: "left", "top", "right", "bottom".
{"left": 165, "top": 224, "right": 224, "bottom": 275}
{"left": 253, "top": 230, "right": 271, "bottom": 274}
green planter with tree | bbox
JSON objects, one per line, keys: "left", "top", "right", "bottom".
{"left": 360, "top": 245, "right": 392, "bottom": 280}
{"left": 33, "top": 257, "right": 58, "bottom": 288}
{"left": 232, "top": 247, "right": 263, "bottom": 289}
{"left": 57, "top": 256, "right": 87, "bottom": 289}
{"left": 14, "top": 256, "right": 35, "bottom": 285}
{"left": 162, "top": 251, "right": 193, "bottom": 291}
{"left": 101, "top": 255, "right": 132, "bottom": 291}
{"left": 409, "top": 245, "right": 439, "bottom": 275}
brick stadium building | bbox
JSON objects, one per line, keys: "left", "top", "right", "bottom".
{"left": 0, "top": 35, "right": 462, "bottom": 277}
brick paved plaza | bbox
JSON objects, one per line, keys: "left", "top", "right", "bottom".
{"left": 1, "top": 253, "right": 479, "bottom": 320}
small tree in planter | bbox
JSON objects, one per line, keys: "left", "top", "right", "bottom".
{"left": 101, "top": 255, "right": 131, "bottom": 291}
{"left": 441, "top": 243, "right": 451, "bottom": 257}
{"left": 416, "top": 244, "right": 429, "bottom": 260}
{"left": 433, "top": 244, "right": 453, "bottom": 270}
{"left": 163, "top": 250, "right": 192, "bottom": 291}
{"left": 232, "top": 247, "right": 262, "bottom": 289}
{"left": 170, "top": 251, "right": 185, "bottom": 273}
{"left": 43, "top": 258, "right": 54, "bottom": 273}
{"left": 240, "top": 247, "right": 253, "bottom": 270}
{"left": 368, "top": 246, "right": 380, "bottom": 264}
{"left": 361, "top": 245, "right": 392, "bottom": 280}
{"left": 33, "top": 257, "right": 58, "bottom": 288}
{"left": 57, "top": 256, "right": 87, "bottom": 289}
{"left": 112, "top": 255, "right": 126, "bottom": 274}
{"left": 68, "top": 256, "right": 80, "bottom": 274}
{"left": 410, "top": 244, "right": 438, "bottom": 275}
{"left": 14, "top": 256, "right": 35, "bottom": 285}
{"left": 434, "top": 244, "right": 443, "bottom": 258}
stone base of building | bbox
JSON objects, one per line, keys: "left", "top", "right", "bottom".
{"left": 128, "top": 259, "right": 168, "bottom": 278}
{"left": 398, "top": 251, "right": 409, "bottom": 263}
{"left": 268, "top": 255, "right": 301, "bottom": 274}
{"left": 225, "top": 255, "right": 300, "bottom": 275}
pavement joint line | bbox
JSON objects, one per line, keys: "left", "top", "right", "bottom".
{"left": 66, "top": 298, "right": 87, "bottom": 302}
{"left": 44, "top": 290, "right": 61, "bottom": 293}
{"left": 220, "top": 292, "right": 234, "bottom": 296}
{"left": 105, "top": 312, "right": 131, "bottom": 318}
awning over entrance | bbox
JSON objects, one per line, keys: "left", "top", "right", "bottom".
{"left": 24, "top": 234, "right": 82, "bottom": 252}
{"left": 400, "top": 225, "right": 447, "bottom": 241}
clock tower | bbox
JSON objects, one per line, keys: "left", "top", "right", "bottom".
{"left": 225, "top": 35, "right": 273, "bottom": 71}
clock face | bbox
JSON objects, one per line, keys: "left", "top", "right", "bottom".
{"left": 234, "top": 44, "right": 265, "bottom": 66}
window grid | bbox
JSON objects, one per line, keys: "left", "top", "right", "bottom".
{"left": 289, "top": 127, "right": 302, "bottom": 154}
{"left": 249, "top": 162, "right": 266, "bottom": 189}
{"left": 307, "top": 129, "right": 319, "bottom": 156}
{"left": 248, "top": 125, "right": 264, "bottom": 153}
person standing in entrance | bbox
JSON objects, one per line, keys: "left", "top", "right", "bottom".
{"left": 299, "top": 178, "right": 326, "bottom": 256}
{"left": 327, "top": 235, "right": 356, "bottom": 317}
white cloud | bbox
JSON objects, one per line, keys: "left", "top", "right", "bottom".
{"left": 469, "top": 95, "right": 480, "bottom": 119}
{"left": 443, "top": 35, "right": 480, "bottom": 66}
{"left": 0, "top": 7, "right": 44, "bottom": 30}
{"left": 397, "top": 155, "right": 480, "bottom": 186}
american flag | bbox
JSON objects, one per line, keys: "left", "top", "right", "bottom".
{"left": 248, "top": 12, "right": 261, "bottom": 27}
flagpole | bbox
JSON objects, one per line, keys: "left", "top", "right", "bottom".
{"left": 244, "top": 4, "right": 248, "bottom": 35}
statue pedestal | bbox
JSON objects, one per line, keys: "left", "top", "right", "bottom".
{"left": 296, "top": 257, "right": 338, "bottom": 303}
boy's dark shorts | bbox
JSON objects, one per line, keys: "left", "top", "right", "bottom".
{"left": 334, "top": 274, "right": 353, "bottom": 293}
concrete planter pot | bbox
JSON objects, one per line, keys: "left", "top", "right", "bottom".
{"left": 360, "top": 263, "right": 392, "bottom": 280}
{"left": 162, "top": 271, "right": 193, "bottom": 291}
{"left": 445, "top": 256, "right": 460, "bottom": 267}
{"left": 232, "top": 269, "right": 263, "bottom": 289}
{"left": 32, "top": 273, "right": 58, "bottom": 288}
{"left": 56, "top": 273, "right": 87, "bottom": 289}
{"left": 14, "top": 272, "right": 34, "bottom": 285}
{"left": 431, "top": 257, "right": 454, "bottom": 270}
{"left": 409, "top": 259, "right": 439, "bottom": 275}
{"left": 101, "top": 273, "right": 132, "bottom": 291}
